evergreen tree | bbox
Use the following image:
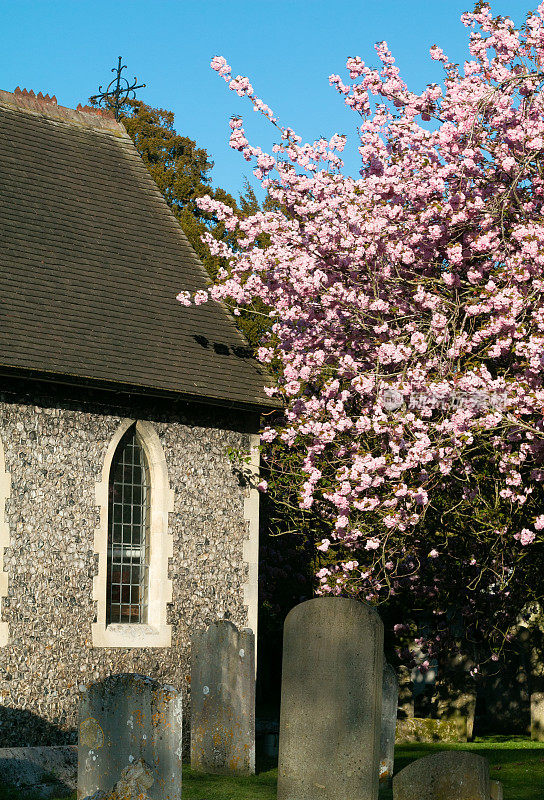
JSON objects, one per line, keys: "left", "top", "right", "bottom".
{"left": 119, "top": 99, "right": 237, "bottom": 281}
{"left": 113, "top": 100, "right": 271, "bottom": 349}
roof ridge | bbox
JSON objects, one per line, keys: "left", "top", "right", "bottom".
{"left": 0, "top": 88, "right": 127, "bottom": 135}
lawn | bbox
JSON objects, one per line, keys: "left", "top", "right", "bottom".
{"left": 381, "top": 738, "right": 544, "bottom": 800}
{"left": 4, "top": 738, "right": 543, "bottom": 800}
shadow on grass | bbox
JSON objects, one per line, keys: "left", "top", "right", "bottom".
{"left": 185, "top": 742, "right": 544, "bottom": 800}
{"left": 182, "top": 762, "right": 278, "bottom": 800}
{"left": 3, "top": 738, "right": 543, "bottom": 800}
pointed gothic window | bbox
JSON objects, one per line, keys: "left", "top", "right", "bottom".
{"left": 106, "top": 425, "right": 150, "bottom": 624}
{"left": 93, "top": 419, "right": 173, "bottom": 647}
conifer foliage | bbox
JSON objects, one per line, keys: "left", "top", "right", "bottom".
{"left": 120, "top": 99, "right": 238, "bottom": 281}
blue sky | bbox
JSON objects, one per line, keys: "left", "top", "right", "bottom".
{"left": 0, "top": 0, "right": 536, "bottom": 198}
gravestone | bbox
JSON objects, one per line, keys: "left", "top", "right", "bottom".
{"left": 490, "top": 779, "right": 503, "bottom": 800}
{"left": 392, "top": 751, "right": 490, "bottom": 800}
{"left": 395, "top": 717, "right": 459, "bottom": 743}
{"left": 397, "top": 665, "right": 414, "bottom": 719}
{"left": 83, "top": 759, "right": 154, "bottom": 800}
{"left": 77, "top": 674, "right": 182, "bottom": 800}
{"left": 379, "top": 662, "right": 398, "bottom": 785}
{"left": 277, "top": 597, "right": 383, "bottom": 800}
{"left": 190, "top": 619, "right": 255, "bottom": 775}
{"left": 531, "top": 688, "right": 544, "bottom": 741}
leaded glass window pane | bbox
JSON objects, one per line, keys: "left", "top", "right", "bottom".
{"left": 106, "top": 426, "right": 150, "bottom": 624}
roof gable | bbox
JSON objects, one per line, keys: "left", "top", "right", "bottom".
{"left": 0, "top": 90, "right": 276, "bottom": 410}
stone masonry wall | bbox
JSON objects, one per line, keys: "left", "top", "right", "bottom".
{"left": 0, "top": 381, "right": 258, "bottom": 746}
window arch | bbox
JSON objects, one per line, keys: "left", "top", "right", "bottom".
{"left": 93, "top": 419, "right": 173, "bottom": 648}
{"left": 107, "top": 425, "right": 150, "bottom": 625}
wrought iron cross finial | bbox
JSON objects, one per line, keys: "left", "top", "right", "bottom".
{"left": 90, "top": 56, "right": 146, "bottom": 120}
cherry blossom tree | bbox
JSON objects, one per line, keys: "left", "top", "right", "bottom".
{"left": 179, "top": 2, "right": 544, "bottom": 662}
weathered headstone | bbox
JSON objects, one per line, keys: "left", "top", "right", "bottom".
{"left": 392, "top": 751, "right": 490, "bottom": 800}
{"left": 395, "top": 717, "right": 459, "bottom": 743}
{"left": 531, "top": 689, "right": 544, "bottom": 741}
{"left": 379, "top": 662, "right": 398, "bottom": 785}
{"left": 277, "top": 597, "right": 384, "bottom": 800}
{"left": 397, "top": 665, "right": 414, "bottom": 719}
{"left": 77, "top": 674, "right": 182, "bottom": 800}
{"left": 83, "top": 759, "right": 154, "bottom": 800}
{"left": 490, "top": 779, "right": 503, "bottom": 800}
{"left": 190, "top": 619, "right": 255, "bottom": 775}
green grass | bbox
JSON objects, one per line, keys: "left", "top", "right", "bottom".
{"left": 182, "top": 763, "right": 278, "bottom": 800}
{"left": 380, "top": 738, "right": 544, "bottom": 800}
{"left": 5, "top": 738, "right": 544, "bottom": 800}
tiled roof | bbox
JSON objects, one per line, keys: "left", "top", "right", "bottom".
{"left": 0, "top": 89, "right": 277, "bottom": 410}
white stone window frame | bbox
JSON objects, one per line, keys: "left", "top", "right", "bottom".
{"left": 242, "top": 433, "right": 260, "bottom": 655}
{"left": 0, "top": 437, "right": 10, "bottom": 646}
{"left": 92, "top": 419, "right": 174, "bottom": 648}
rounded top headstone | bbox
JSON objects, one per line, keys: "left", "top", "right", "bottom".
{"left": 278, "top": 596, "right": 384, "bottom": 800}
{"left": 393, "top": 751, "right": 490, "bottom": 800}
{"left": 284, "top": 596, "right": 383, "bottom": 633}
{"left": 78, "top": 673, "right": 182, "bottom": 800}
{"left": 83, "top": 673, "right": 166, "bottom": 699}
{"left": 213, "top": 618, "right": 238, "bottom": 630}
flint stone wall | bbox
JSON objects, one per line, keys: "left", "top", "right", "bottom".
{"left": 0, "top": 380, "right": 258, "bottom": 747}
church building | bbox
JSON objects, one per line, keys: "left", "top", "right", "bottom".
{"left": 0, "top": 87, "right": 273, "bottom": 744}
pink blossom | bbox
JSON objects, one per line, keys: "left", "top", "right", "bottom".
{"left": 176, "top": 291, "right": 191, "bottom": 306}
{"left": 519, "top": 529, "right": 536, "bottom": 545}
{"left": 260, "top": 427, "right": 277, "bottom": 443}
{"left": 284, "top": 380, "right": 301, "bottom": 397}
{"left": 177, "top": 10, "right": 544, "bottom": 650}
{"left": 365, "top": 537, "right": 380, "bottom": 551}
{"left": 413, "top": 488, "right": 429, "bottom": 505}
{"left": 316, "top": 567, "right": 330, "bottom": 579}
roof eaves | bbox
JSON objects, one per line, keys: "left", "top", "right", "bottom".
{"left": 0, "top": 364, "right": 282, "bottom": 413}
